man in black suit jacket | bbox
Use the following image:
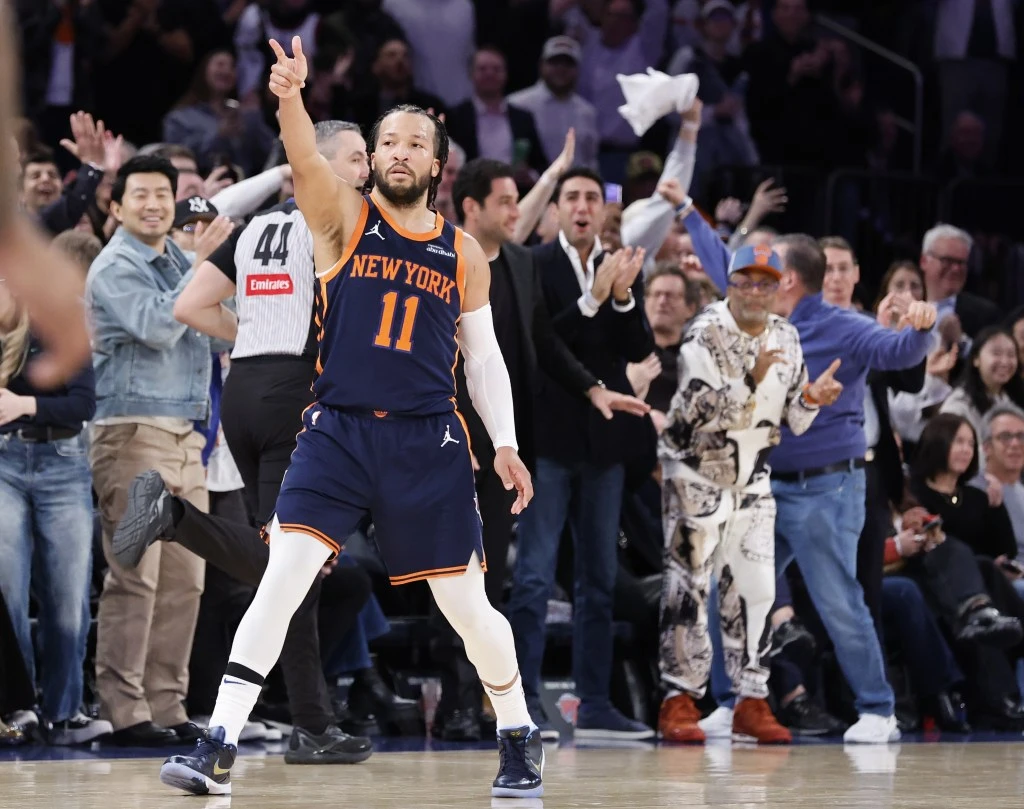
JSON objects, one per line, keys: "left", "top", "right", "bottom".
{"left": 506, "top": 167, "right": 657, "bottom": 742}
{"left": 443, "top": 47, "right": 548, "bottom": 175}
{"left": 919, "top": 223, "right": 1001, "bottom": 339}
{"left": 430, "top": 159, "right": 649, "bottom": 741}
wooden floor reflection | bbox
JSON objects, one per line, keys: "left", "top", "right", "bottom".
{"left": 2, "top": 741, "right": 1024, "bottom": 808}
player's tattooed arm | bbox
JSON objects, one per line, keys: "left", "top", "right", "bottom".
{"left": 268, "top": 36, "right": 362, "bottom": 242}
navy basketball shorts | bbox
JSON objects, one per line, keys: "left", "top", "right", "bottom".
{"left": 273, "top": 403, "right": 486, "bottom": 585}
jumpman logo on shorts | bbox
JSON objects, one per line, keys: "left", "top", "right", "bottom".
{"left": 441, "top": 424, "right": 460, "bottom": 447}
{"left": 365, "top": 221, "right": 385, "bottom": 240}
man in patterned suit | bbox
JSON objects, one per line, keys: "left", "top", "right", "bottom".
{"left": 655, "top": 244, "right": 843, "bottom": 745}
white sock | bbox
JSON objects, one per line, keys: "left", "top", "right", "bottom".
{"left": 206, "top": 520, "right": 332, "bottom": 747}
{"left": 208, "top": 676, "right": 262, "bottom": 746}
{"left": 484, "top": 672, "right": 535, "bottom": 732}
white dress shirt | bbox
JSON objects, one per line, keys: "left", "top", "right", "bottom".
{"left": 472, "top": 96, "right": 514, "bottom": 164}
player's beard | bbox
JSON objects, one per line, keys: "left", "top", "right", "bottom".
{"left": 374, "top": 164, "right": 431, "bottom": 208}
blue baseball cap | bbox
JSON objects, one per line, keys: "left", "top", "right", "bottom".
{"left": 728, "top": 244, "right": 783, "bottom": 279}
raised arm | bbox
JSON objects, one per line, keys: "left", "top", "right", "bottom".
{"left": 269, "top": 37, "right": 362, "bottom": 264}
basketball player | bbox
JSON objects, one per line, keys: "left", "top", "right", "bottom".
{"left": 160, "top": 37, "right": 544, "bottom": 798}
{"left": 0, "top": 0, "right": 89, "bottom": 388}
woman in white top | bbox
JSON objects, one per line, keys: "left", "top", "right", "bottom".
{"left": 882, "top": 261, "right": 958, "bottom": 454}
{"left": 941, "top": 327, "right": 1024, "bottom": 470}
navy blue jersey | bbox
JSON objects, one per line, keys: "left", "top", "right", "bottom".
{"left": 312, "top": 197, "right": 466, "bottom": 416}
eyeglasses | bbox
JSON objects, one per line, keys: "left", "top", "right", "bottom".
{"left": 927, "top": 253, "right": 968, "bottom": 269}
{"left": 993, "top": 431, "right": 1024, "bottom": 445}
{"left": 728, "top": 279, "right": 779, "bottom": 294}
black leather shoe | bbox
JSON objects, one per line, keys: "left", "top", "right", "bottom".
{"left": 347, "top": 667, "right": 424, "bottom": 736}
{"left": 777, "top": 694, "right": 847, "bottom": 736}
{"left": 433, "top": 708, "right": 482, "bottom": 741}
{"left": 955, "top": 605, "right": 1023, "bottom": 648}
{"left": 975, "top": 698, "right": 1024, "bottom": 731}
{"left": 926, "top": 691, "right": 971, "bottom": 734}
{"left": 171, "top": 722, "right": 205, "bottom": 743}
{"left": 110, "top": 720, "right": 178, "bottom": 747}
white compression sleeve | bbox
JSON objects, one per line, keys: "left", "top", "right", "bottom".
{"left": 457, "top": 304, "right": 518, "bottom": 451}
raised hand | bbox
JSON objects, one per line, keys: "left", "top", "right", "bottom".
{"left": 59, "top": 111, "right": 107, "bottom": 166}
{"left": 751, "top": 346, "right": 787, "bottom": 386}
{"left": 268, "top": 36, "right": 308, "bottom": 99}
{"left": 611, "top": 245, "right": 645, "bottom": 301}
{"left": 549, "top": 127, "right": 576, "bottom": 177}
{"left": 192, "top": 216, "right": 235, "bottom": 266}
{"left": 806, "top": 358, "right": 843, "bottom": 405}
{"left": 925, "top": 342, "right": 958, "bottom": 380}
{"left": 748, "top": 177, "right": 787, "bottom": 222}
{"left": 657, "top": 177, "right": 686, "bottom": 208}
{"left": 591, "top": 248, "right": 625, "bottom": 305}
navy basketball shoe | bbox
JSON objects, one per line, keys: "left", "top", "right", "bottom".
{"left": 160, "top": 726, "right": 236, "bottom": 795}
{"left": 492, "top": 726, "right": 544, "bottom": 798}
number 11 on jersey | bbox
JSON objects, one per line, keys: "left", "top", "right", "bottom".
{"left": 374, "top": 291, "right": 420, "bottom": 352}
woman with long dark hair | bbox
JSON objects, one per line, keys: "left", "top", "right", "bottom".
{"left": 162, "top": 50, "right": 275, "bottom": 177}
{"left": 940, "top": 327, "right": 1024, "bottom": 470}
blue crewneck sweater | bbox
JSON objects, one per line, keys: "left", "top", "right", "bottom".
{"left": 679, "top": 207, "right": 934, "bottom": 472}
{"left": 769, "top": 294, "right": 932, "bottom": 473}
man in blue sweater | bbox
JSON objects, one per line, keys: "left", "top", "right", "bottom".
{"left": 768, "top": 234, "right": 936, "bottom": 744}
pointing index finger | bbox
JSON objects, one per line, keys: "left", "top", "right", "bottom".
{"left": 268, "top": 38, "right": 286, "bottom": 61}
{"left": 824, "top": 358, "right": 842, "bottom": 377}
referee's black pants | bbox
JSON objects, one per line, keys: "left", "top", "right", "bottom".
{"left": 175, "top": 498, "right": 371, "bottom": 732}
{"left": 220, "top": 355, "right": 316, "bottom": 526}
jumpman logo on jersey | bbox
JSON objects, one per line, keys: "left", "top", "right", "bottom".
{"left": 365, "top": 221, "right": 385, "bottom": 240}
{"left": 441, "top": 425, "right": 460, "bottom": 447}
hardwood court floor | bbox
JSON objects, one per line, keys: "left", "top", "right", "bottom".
{"left": 3, "top": 740, "right": 1024, "bottom": 808}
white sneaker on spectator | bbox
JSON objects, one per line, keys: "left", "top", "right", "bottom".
{"left": 240, "top": 719, "right": 282, "bottom": 742}
{"left": 194, "top": 715, "right": 282, "bottom": 742}
{"left": 7, "top": 710, "right": 39, "bottom": 737}
{"left": 698, "top": 706, "right": 734, "bottom": 739}
{"left": 49, "top": 713, "right": 113, "bottom": 745}
{"left": 842, "top": 714, "right": 900, "bottom": 744}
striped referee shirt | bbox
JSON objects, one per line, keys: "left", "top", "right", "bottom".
{"left": 208, "top": 201, "right": 318, "bottom": 359}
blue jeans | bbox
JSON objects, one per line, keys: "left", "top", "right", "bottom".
{"left": 507, "top": 457, "right": 625, "bottom": 709}
{"left": 772, "top": 468, "right": 894, "bottom": 716}
{"left": 0, "top": 432, "right": 94, "bottom": 722}
{"left": 707, "top": 577, "right": 735, "bottom": 707}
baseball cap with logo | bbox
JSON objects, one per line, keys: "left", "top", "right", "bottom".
{"left": 174, "top": 196, "right": 218, "bottom": 229}
{"left": 541, "top": 36, "right": 582, "bottom": 63}
{"left": 702, "top": 0, "right": 738, "bottom": 20}
{"left": 728, "top": 244, "right": 784, "bottom": 279}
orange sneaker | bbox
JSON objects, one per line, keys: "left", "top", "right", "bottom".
{"left": 732, "top": 698, "right": 792, "bottom": 744}
{"left": 658, "top": 694, "right": 705, "bottom": 743}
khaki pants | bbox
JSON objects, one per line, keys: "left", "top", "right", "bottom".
{"left": 91, "top": 423, "right": 208, "bottom": 730}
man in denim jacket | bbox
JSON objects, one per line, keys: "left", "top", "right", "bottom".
{"left": 86, "top": 155, "right": 211, "bottom": 746}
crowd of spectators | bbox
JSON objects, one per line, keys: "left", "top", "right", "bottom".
{"left": 3, "top": 0, "right": 1024, "bottom": 748}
